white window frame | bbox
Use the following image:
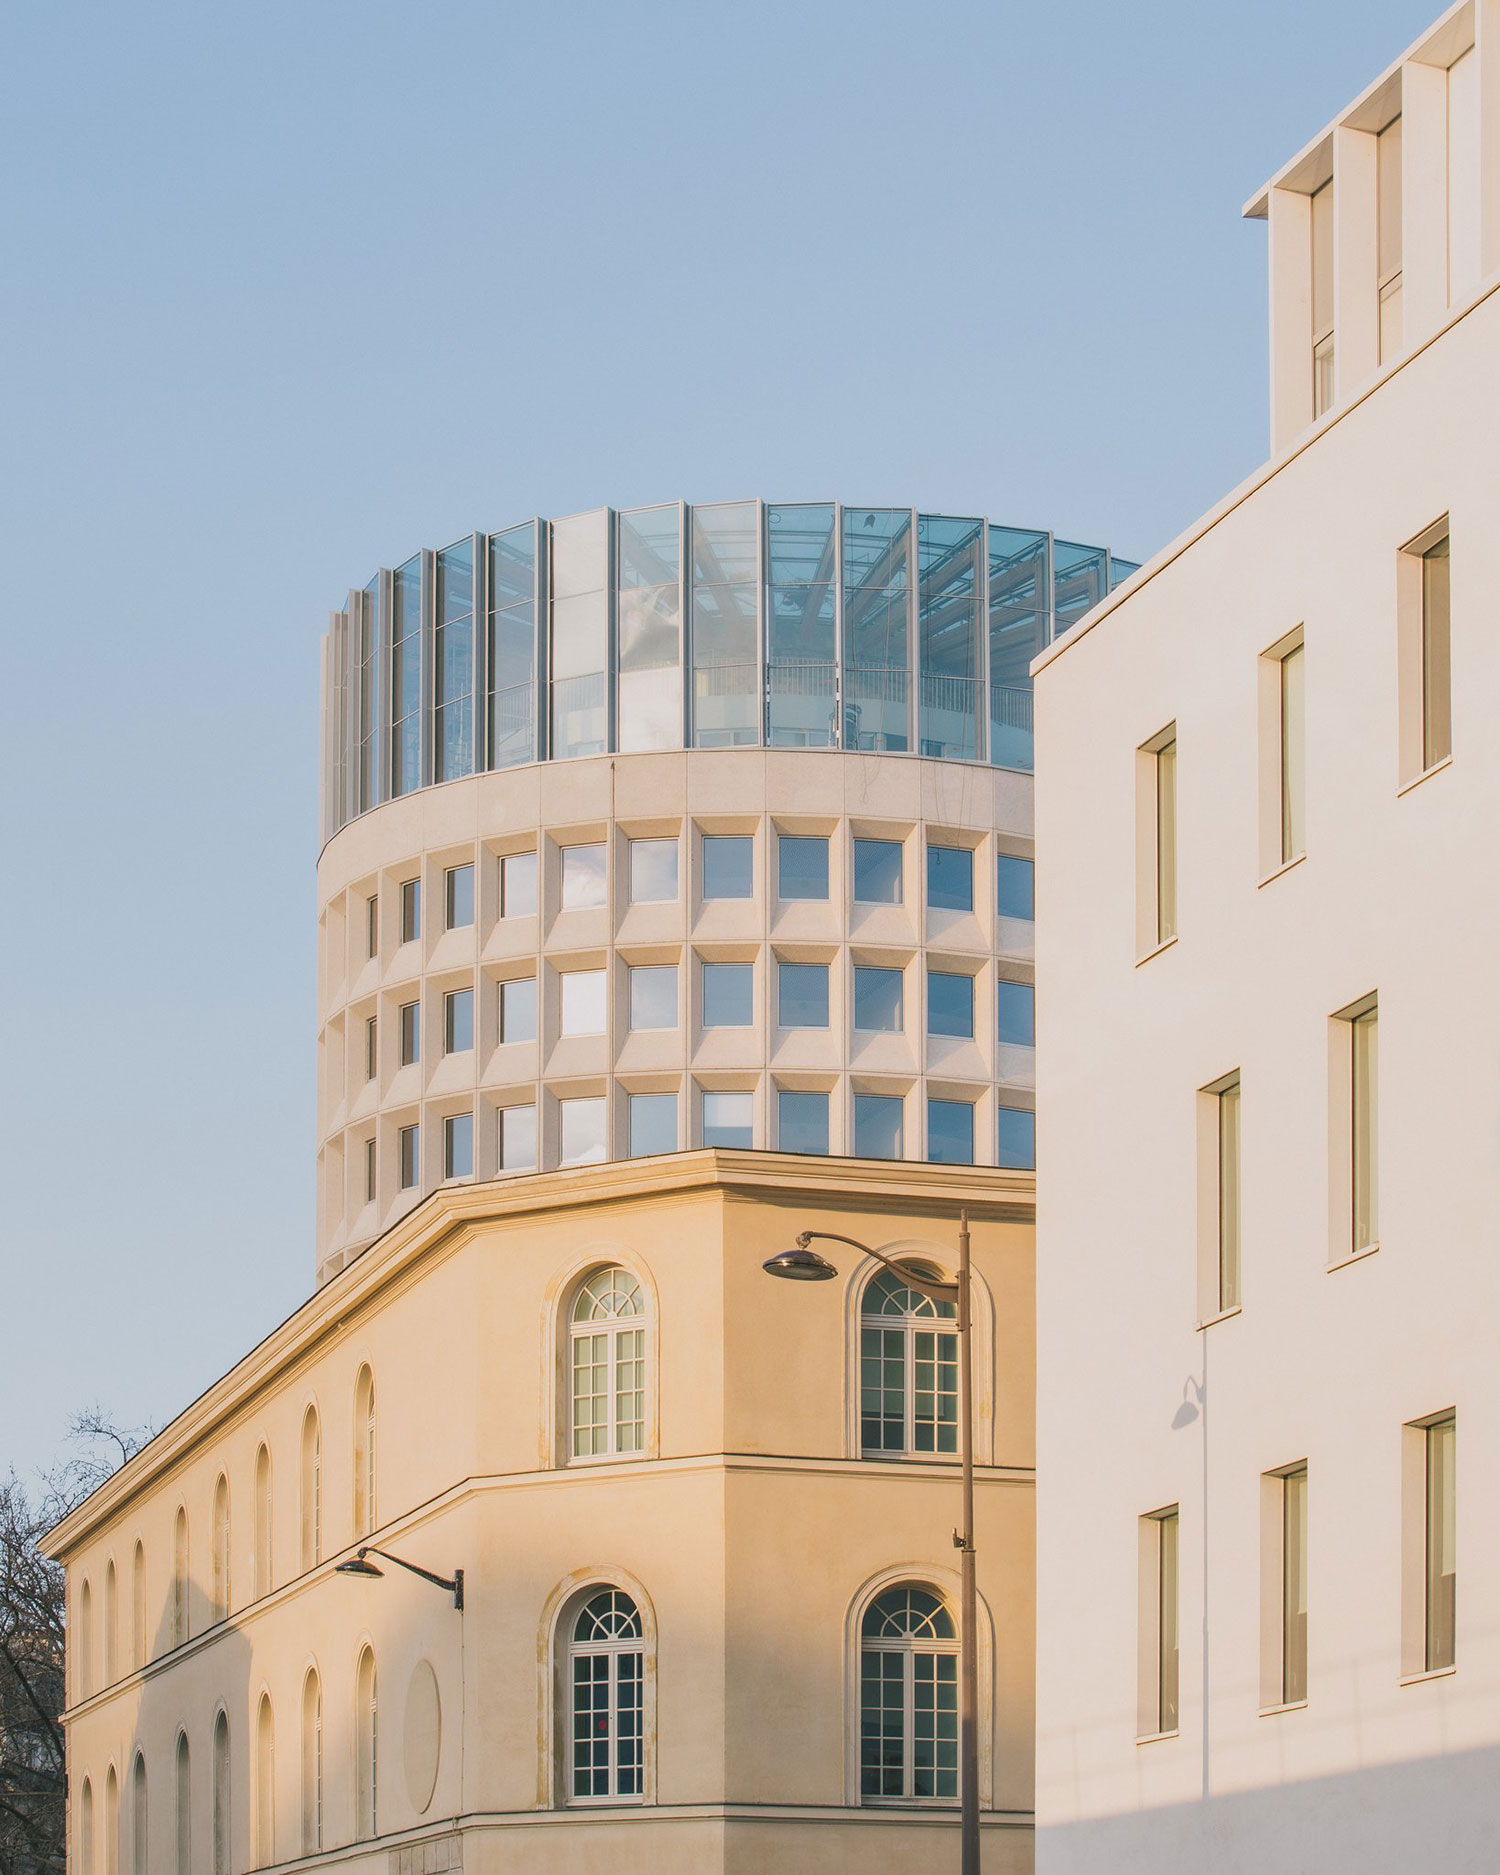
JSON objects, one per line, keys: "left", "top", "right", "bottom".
{"left": 569, "top": 1270, "right": 647, "bottom": 1461}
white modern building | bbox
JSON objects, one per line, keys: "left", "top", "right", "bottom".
{"left": 1033, "top": 4, "right": 1500, "bottom": 1869}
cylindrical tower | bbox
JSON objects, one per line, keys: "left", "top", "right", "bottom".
{"left": 316, "top": 500, "right": 1133, "bottom": 1284}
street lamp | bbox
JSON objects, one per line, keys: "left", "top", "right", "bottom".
{"left": 335, "top": 1545, "right": 465, "bottom": 1610}
{"left": 763, "top": 1210, "right": 979, "bottom": 1875}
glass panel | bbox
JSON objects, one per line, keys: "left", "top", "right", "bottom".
{"left": 989, "top": 527, "right": 1046, "bottom": 770}
{"left": 702, "top": 1090, "right": 753, "bottom": 1148}
{"left": 767, "top": 504, "right": 837, "bottom": 748}
{"left": 1352, "top": 1005, "right": 1378, "bottom": 1250}
{"left": 499, "top": 1103, "right": 537, "bottom": 1170}
{"left": 489, "top": 523, "right": 537, "bottom": 771}
{"left": 778, "top": 1089, "right": 829, "bottom": 1154}
{"left": 390, "top": 555, "right": 422, "bottom": 797}
{"left": 551, "top": 511, "right": 608, "bottom": 760}
{"left": 1156, "top": 740, "right": 1177, "bottom": 942}
{"left": 854, "top": 967, "right": 903, "bottom": 1032}
{"left": 1109, "top": 557, "right": 1140, "bottom": 590}
{"left": 1218, "top": 1081, "right": 1241, "bottom": 1312}
{"left": 434, "top": 539, "right": 474, "bottom": 783}
{"left": 996, "top": 979, "right": 1034, "bottom": 1048}
{"left": 560, "top": 970, "right": 607, "bottom": 1036}
{"left": 444, "top": 988, "right": 474, "bottom": 1054}
{"left": 1378, "top": 117, "right": 1403, "bottom": 282}
{"left": 1422, "top": 536, "right": 1451, "bottom": 769}
{"left": 629, "top": 965, "right": 677, "bottom": 1031}
{"left": 445, "top": 864, "right": 475, "bottom": 930}
{"left": 1426, "top": 1418, "right": 1456, "bottom": 1671}
{"left": 702, "top": 963, "right": 753, "bottom": 1028}
{"left": 399, "top": 1001, "right": 420, "bottom": 1066}
{"left": 500, "top": 851, "right": 538, "bottom": 917}
{"left": 560, "top": 1097, "right": 607, "bottom": 1167}
{"left": 860, "top": 1647, "right": 905, "bottom": 1796}
{"left": 702, "top": 835, "right": 753, "bottom": 900}
{"left": 691, "top": 503, "right": 760, "bottom": 748}
{"left": 1281, "top": 644, "right": 1306, "bottom": 863}
{"left": 996, "top": 1105, "right": 1034, "bottom": 1169}
{"left": 1053, "top": 540, "right": 1108, "bottom": 640}
{"left": 628, "top": 1093, "right": 677, "bottom": 1158}
{"left": 927, "top": 845, "right": 973, "bottom": 913}
{"left": 500, "top": 977, "right": 537, "bottom": 1044}
{"left": 778, "top": 834, "right": 829, "bottom": 900}
{"left": 357, "top": 578, "right": 379, "bottom": 812}
{"left": 1282, "top": 1468, "right": 1308, "bottom": 1702}
{"left": 918, "top": 515, "right": 983, "bottom": 760}
{"left": 617, "top": 504, "right": 682, "bottom": 752}
{"left": 854, "top": 838, "right": 902, "bottom": 905}
{"left": 927, "top": 971, "right": 974, "bottom": 1040}
{"left": 777, "top": 961, "right": 829, "bottom": 1029}
{"left": 399, "top": 1124, "right": 419, "bottom": 1188}
{"left": 630, "top": 838, "right": 678, "bottom": 903}
{"left": 443, "top": 1112, "right": 473, "bottom": 1179}
{"left": 1158, "top": 1511, "right": 1180, "bottom": 1731}
{"left": 401, "top": 878, "right": 421, "bottom": 943}
{"left": 854, "top": 1093, "right": 903, "bottom": 1160}
{"left": 996, "top": 854, "right": 1034, "bottom": 920}
{"left": 927, "top": 1099, "right": 974, "bottom": 1165}
{"left": 843, "top": 509, "right": 910, "bottom": 751}
{"left": 562, "top": 844, "right": 608, "bottom": 911}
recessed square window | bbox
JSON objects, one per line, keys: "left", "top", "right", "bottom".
{"left": 443, "top": 988, "right": 474, "bottom": 1054}
{"left": 702, "top": 835, "right": 753, "bottom": 900}
{"left": 443, "top": 1112, "right": 473, "bottom": 1179}
{"left": 854, "top": 1093, "right": 903, "bottom": 1159}
{"left": 778, "top": 835, "right": 829, "bottom": 901}
{"left": 559, "top": 1096, "right": 606, "bottom": 1167}
{"left": 778, "top": 961, "right": 829, "bottom": 1029}
{"left": 926, "top": 845, "right": 973, "bottom": 913}
{"left": 630, "top": 838, "right": 679, "bottom": 904}
{"left": 398, "top": 1000, "right": 420, "bottom": 1067}
{"left": 778, "top": 1089, "right": 829, "bottom": 1154}
{"left": 996, "top": 979, "right": 1034, "bottom": 1048}
{"left": 398, "top": 1123, "right": 419, "bottom": 1189}
{"left": 400, "top": 878, "right": 421, "bottom": 944}
{"left": 500, "top": 976, "right": 537, "bottom": 1044}
{"left": 498, "top": 1103, "right": 537, "bottom": 1171}
{"left": 366, "top": 894, "right": 379, "bottom": 958}
{"left": 927, "top": 1098, "right": 974, "bottom": 1165}
{"left": 560, "top": 969, "right": 606, "bottom": 1036}
{"left": 364, "top": 1135, "right": 376, "bottom": 1202}
{"left": 445, "top": 864, "right": 475, "bottom": 930}
{"left": 996, "top": 855, "right": 1034, "bottom": 921}
{"left": 854, "top": 965, "right": 903, "bottom": 1032}
{"left": 854, "top": 838, "right": 902, "bottom": 905}
{"left": 997, "top": 1105, "right": 1035, "bottom": 1170}
{"left": 561, "top": 844, "right": 607, "bottom": 910}
{"left": 703, "top": 962, "right": 753, "bottom": 1028}
{"left": 629, "top": 965, "right": 678, "bottom": 1031}
{"left": 702, "top": 1090, "right": 753, "bottom": 1148}
{"left": 500, "top": 851, "right": 538, "bottom": 918}
{"left": 365, "top": 1015, "right": 377, "bottom": 1082}
{"left": 628, "top": 1093, "right": 677, "bottom": 1158}
{"left": 927, "top": 970, "right": 975, "bottom": 1040}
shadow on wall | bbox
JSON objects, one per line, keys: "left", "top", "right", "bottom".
{"left": 1038, "top": 1744, "right": 1500, "bottom": 1875}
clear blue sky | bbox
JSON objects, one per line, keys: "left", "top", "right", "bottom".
{"left": 0, "top": 0, "right": 1435, "bottom": 1482}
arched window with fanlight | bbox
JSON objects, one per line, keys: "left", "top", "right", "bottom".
{"left": 300, "top": 1405, "right": 321, "bottom": 1569}
{"left": 859, "top": 1585, "right": 959, "bottom": 1802}
{"left": 353, "top": 1367, "right": 377, "bottom": 1539}
{"left": 860, "top": 1268, "right": 958, "bottom": 1456}
{"left": 566, "top": 1588, "right": 644, "bottom": 1803}
{"left": 300, "top": 1666, "right": 323, "bottom": 1854}
{"left": 569, "top": 1270, "right": 647, "bottom": 1459}
{"left": 210, "top": 1475, "right": 230, "bottom": 1622}
{"left": 355, "top": 1645, "right": 378, "bottom": 1839}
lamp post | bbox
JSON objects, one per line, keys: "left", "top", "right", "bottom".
{"left": 763, "top": 1208, "right": 978, "bottom": 1875}
{"left": 335, "top": 1545, "right": 465, "bottom": 1610}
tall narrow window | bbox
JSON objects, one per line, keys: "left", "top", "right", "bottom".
{"left": 500, "top": 850, "right": 538, "bottom": 917}
{"left": 131, "top": 1542, "right": 145, "bottom": 1671}
{"left": 131, "top": 1753, "right": 147, "bottom": 1875}
{"left": 365, "top": 1015, "right": 377, "bottom": 1082}
{"left": 398, "top": 1124, "right": 419, "bottom": 1190}
{"left": 444, "top": 862, "right": 475, "bottom": 929}
{"left": 1141, "top": 1507, "right": 1180, "bottom": 1736}
{"left": 616, "top": 503, "right": 683, "bottom": 751}
{"left": 78, "top": 1579, "right": 93, "bottom": 1698}
{"left": 1377, "top": 115, "right": 1403, "bottom": 362}
{"left": 172, "top": 1509, "right": 188, "bottom": 1646}
{"left": 567, "top": 1590, "right": 644, "bottom": 1801}
{"left": 434, "top": 540, "right": 475, "bottom": 782}
{"left": 1426, "top": 1416, "right": 1456, "bottom": 1671}
{"left": 389, "top": 556, "right": 422, "bottom": 796}
{"left": 212, "top": 1712, "right": 230, "bottom": 1875}
{"left": 301, "top": 1668, "right": 323, "bottom": 1855}
{"left": 443, "top": 988, "right": 474, "bottom": 1054}
{"left": 860, "top": 1269, "right": 958, "bottom": 1456}
{"left": 364, "top": 1136, "right": 377, "bottom": 1204}
{"left": 1155, "top": 734, "right": 1177, "bottom": 941}
{"left": 254, "top": 1694, "right": 274, "bottom": 1868}
{"left": 859, "top": 1586, "right": 958, "bottom": 1801}
{"left": 300, "top": 1405, "right": 321, "bottom": 1570}
{"left": 1279, "top": 642, "right": 1305, "bottom": 863}
{"left": 174, "top": 1735, "right": 190, "bottom": 1875}
{"left": 103, "top": 1560, "right": 117, "bottom": 1686}
{"left": 570, "top": 1269, "right": 646, "bottom": 1459}
{"left": 81, "top": 1777, "right": 94, "bottom": 1875}
{"left": 355, "top": 1647, "right": 378, "bottom": 1839}
{"left": 499, "top": 1103, "right": 538, "bottom": 1170}
{"left": 210, "top": 1475, "right": 230, "bottom": 1623}
{"left": 1218, "top": 1077, "right": 1242, "bottom": 1313}
{"left": 353, "top": 1366, "right": 377, "bottom": 1538}
{"left": 443, "top": 1111, "right": 474, "bottom": 1179}
{"left": 366, "top": 893, "right": 378, "bottom": 959}
{"left": 1351, "top": 1002, "right": 1378, "bottom": 1252}
{"left": 1282, "top": 1467, "right": 1309, "bottom": 1703}
{"left": 398, "top": 1000, "right": 419, "bottom": 1067}
{"left": 253, "top": 1445, "right": 272, "bottom": 1600}
{"left": 1310, "top": 179, "right": 1334, "bottom": 416}
{"left": 104, "top": 1765, "right": 118, "bottom": 1875}
{"left": 1422, "top": 534, "right": 1451, "bottom": 769}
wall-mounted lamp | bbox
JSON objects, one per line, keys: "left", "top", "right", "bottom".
{"left": 335, "top": 1546, "right": 464, "bottom": 1610}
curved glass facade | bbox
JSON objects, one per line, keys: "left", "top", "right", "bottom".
{"left": 322, "top": 501, "right": 1136, "bottom": 842}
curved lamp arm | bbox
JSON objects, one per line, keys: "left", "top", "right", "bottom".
{"left": 795, "top": 1230, "right": 959, "bottom": 1304}
{"left": 357, "top": 1546, "right": 465, "bottom": 1610}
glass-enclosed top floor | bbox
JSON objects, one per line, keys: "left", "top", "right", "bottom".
{"left": 322, "top": 501, "right": 1136, "bottom": 843}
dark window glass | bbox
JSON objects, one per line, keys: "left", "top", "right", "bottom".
{"left": 854, "top": 1094, "right": 903, "bottom": 1159}
{"left": 778, "top": 835, "right": 829, "bottom": 901}
{"left": 399, "top": 1001, "right": 420, "bottom": 1066}
{"left": 779, "top": 1089, "right": 829, "bottom": 1154}
{"left": 443, "top": 1112, "right": 473, "bottom": 1179}
{"left": 854, "top": 967, "right": 903, "bottom": 1032}
{"left": 927, "top": 1099, "right": 974, "bottom": 1165}
{"left": 703, "top": 963, "right": 753, "bottom": 1028}
{"left": 853, "top": 838, "right": 903, "bottom": 905}
{"left": 366, "top": 894, "right": 379, "bottom": 958}
{"left": 398, "top": 1124, "right": 419, "bottom": 1188}
{"left": 434, "top": 539, "right": 475, "bottom": 783}
{"left": 996, "top": 855, "right": 1035, "bottom": 921}
{"left": 444, "top": 988, "right": 474, "bottom": 1054}
{"left": 997, "top": 1106, "right": 1036, "bottom": 1169}
{"left": 928, "top": 971, "right": 974, "bottom": 1040}
{"left": 926, "top": 846, "right": 973, "bottom": 913}
{"left": 767, "top": 504, "right": 837, "bottom": 750}
{"left": 400, "top": 879, "right": 421, "bottom": 943}
{"left": 702, "top": 835, "right": 753, "bottom": 900}
{"left": 996, "top": 980, "right": 1035, "bottom": 1048}
{"left": 488, "top": 523, "right": 536, "bottom": 770}
{"left": 778, "top": 962, "right": 829, "bottom": 1029}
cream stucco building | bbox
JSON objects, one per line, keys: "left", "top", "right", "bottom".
{"left": 1033, "top": 4, "right": 1500, "bottom": 1869}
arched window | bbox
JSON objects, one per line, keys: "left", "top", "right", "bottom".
{"left": 353, "top": 1367, "right": 377, "bottom": 1538}
{"left": 78, "top": 1578, "right": 94, "bottom": 1698}
{"left": 355, "top": 1646, "right": 378, "bottom": 1839}
{"left": 570, "top": 1270, "right": 646, "bottom": 1459}
{"left": 567, "top": 1589, "right": 644, "bottom": 1803}
{"left": 860, "top": 1268, "right": 958, "bottom": 1456}
{"left": 103, "top": 1560, "right": 117, "bottom": 1686}
{"left": 131, "top": 1542, "right": 146, "bottom": 1671}
{"left": 172, "top": 1508, "right": 189, "bottom": 1646}
{"left": 103, "top": 1764, "right": 118, "bottom": 1875}
{"left": 212, "top": 1710, "right": 230, "bottom": 1875}
{"left": 859, "top": 1585, "right": 958, "bottom": 1802}
{"left": 300, "top": 1406, "right": 322, "bottom": 1570}
{"left": 80, "top": 1775, "right": 94, "bottom": 1875}
{"left": 131, "top": 1752, "right": 147, "bottom": 1875}
{"left": 175, "top": 1733, "right": 191, "bottom": 1875}
{"left": 253, "top": 1445, "right": 273, "bottom": 1599}
{"left": 254, "top": 1693, "right": 274, "bottom": 1867}
{"left": 300, "top": 1667, "right": 323, "bottom": 1854}
{"left": 211, "top": 1475, "right": 230, "bottom": 1622}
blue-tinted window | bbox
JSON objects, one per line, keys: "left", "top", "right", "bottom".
{"left": 778, "top": 962, "right": 829, "bottom": 1029}
{"left": 927, "top": 1099, "right": 974, "bottom": 1165}
{"left": 768, "top": 505, "right": 837, "bottom": 749}
{"left": 918, "top": 515, "right": 983, "bottom": 761}
{"left": 854, "top": 967, "right": 903, "bottom": 1032}
{"left": 629, "top": 966, "right": 677, "bottom": 1031}
{"left": 499, "top": 976, "right": 537, "bottom": 1044}
{"left": 854, "top": 1094, "right": 903, "bottom": 1159}
{"left": 997, "top": 980, "right": 1035, "bottom": 1048}
{"left": 489, "top": 524, "right": 536, "bottom": 770}
{"left": 399, "top": 1123, "right": 420, "bottom": 1188}
{"left": 926, "top": 844, "right": 973, "bottom": 913}
{"left": 843, "top": 509, "right": 910, "bottom": 751}
{"left": 390, "top": 556, "right": 422, "bottom": 797}
{"left": 988, "top": 527, "right": 1047, "bottom": 773}
{"left": 1109, "top": 556, "right": 1141, "bottom": 590}
{"left": 854, "top": 838, "right": 902, "bottom": 905}
{"left": 928, "top": 971, "right": 974, "bottom": 1040}
{"left": 703, "top": 963, "right": 753, "bottom": 1028}
{"left": 435, "top": 538, "right": 475, "bottom": 783}
{"left": 628, "top": 1093, "right": 677, "bottom": 1158}
{"left": 691, "top": 502, "right": 760, "bottom": 749}
{"left": 779, "top": 1089, "right": 829, "bottom": 1154}
{"left": 702, "top": 1090, "right": 753, "bottom": 1148}
{"left": 778, "top": 835, "right": 828, "bottom": 901}
{"left": 443, "top": 988, "right": 474, "bottom": 1054}
{"left": 357, "top": 577, "right": 379, "bottom": 812}
{"left": 445, "top": 864, "right": 474, "bottom": 930}
{"left": 443, "top": 1112, "right": 473, "bottom": 1179}
{"left": 996, "top": 855, "right": 1034, "bottom": 921}
{"left": 703, "top": 835, "right": 753, "bottom": 900}
{"left": 997, "top": 1105, "right": 1036, "bottom": 1169}
{"left": 399, "top": 1000, "right": 420, "bottom": 1066}
{"left": 1053, "top": 540, "right": 1109, "bottom": 639}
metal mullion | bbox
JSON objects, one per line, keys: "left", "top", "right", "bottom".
{"left": 903, "top": 1639, "right": 917, "bottom": 1800}
{"left": 472, "top": 532, "right": 487, "bottom": 774}
{"left": 904, "top": 1317, "right": 917, "bottom": 1457}
{"left": 419, "top": 549, "right": 436, "bottom": 786}
{"left": 606, "top": 1645, "right": 620, "bottom": 1797}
